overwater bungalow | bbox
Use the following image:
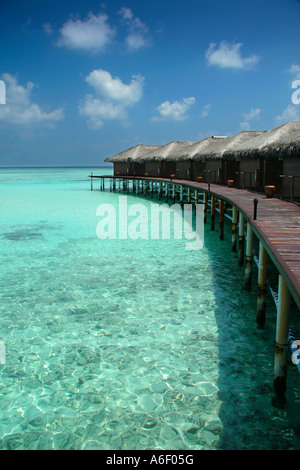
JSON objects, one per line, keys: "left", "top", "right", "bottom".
{"left": 105, "top": 144, "right": 162, "bottom": 176}
{"left": 225, "top": 121, "right": 300, "bottom": 196}
{"left": 201, "top": 130, "right": 265, "bottom": 186}
{"left": 104, "top": 121, "right": 300, "bottom": 198}
{"left": 157, "top": 137, "right": 228, "bottom": 182}
{"left": 141, "top": 141, "right": 195, "bottom": 178}
{"left": 169, "top": 132, "right": 263, "bottom": 184}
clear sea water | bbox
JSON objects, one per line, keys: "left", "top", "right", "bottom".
{"left": 0, "top": 167, "right": 300, "bottom": 450}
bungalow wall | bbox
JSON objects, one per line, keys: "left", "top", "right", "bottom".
{"left": 175, "top": 160, "right": 192, "bottom": 180}
{"left": 282, "top": 157, "right": 300, "bottom": 199}
{"left": 145, "top": 160, "right": 161, "bottom": 177}
{"left": 239, "top": 160, "right": 260, "bottom": 188}
{"left": 264, "top": 159, "right": 283, "bottom": 194}
{"left": 192, "top": 161, "right": 205, "bottom": 181}
{"left": 161, "top": 161, "right": 177, "bottom": 178}
{"left": 224, "top": 160, "right": 239, "bottom": 184}
{"left": 204, "top": 161, "right": 222, "bottom": 183}
{"left": 114, "top": 162, "right": 131, "bottom": 175}
{"left": 131, "top": 162, "right": 145, "bottom": 176}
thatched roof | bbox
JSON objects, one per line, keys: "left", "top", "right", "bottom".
{"left": 191, "top": 132, "right": 265, "bottom": 161}
{"left": 104, "top": 144, "right": 162, "bottom": 163}
{"left": 226, "top": 121, "right": 300, "bottom": 160}
{"left": 141, "top": 141, "right": 195, "bottom": 161}
{"left": 152, "top": 132, "right": 264, "bottom": 161}
{"left": 104, "top": 120, "right": 300, "bottom": 165}
{"left": 165, "top": 137, "right": 228, "bottom": 161}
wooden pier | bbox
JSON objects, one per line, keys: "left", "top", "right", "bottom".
{"left": 90, "top": 174, "right": 300, "bottom": 408}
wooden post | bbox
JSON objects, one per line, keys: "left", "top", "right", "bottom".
{"left": 150, "top": 180, "right": 153, "bottom": 198}
{"left": 211, "top": 195, "right": 215, "bottom": 231}
{"left": 165, "top": 183, "right": 169, "bottom": 203}
{"left": 158, "top": 182, "right": 162, "bottom": 200}
{"left": 180, "top": 185, "right": 183, "bottom": 206}
{"left": 232, "top": 206, "right": 238, "bottom": 251}
{"left": 90, "top": 173, "right": 93, "bottom": 191}
{"left": 187, "top": 187, "right": 191, "bottom": 204}
{"left": 238, "top": 212, "right": 245, "bottom": 266}
{"left": 256, "top": 241, "right": 268, "bottom": 328}
{"left": 272, "top": 274, "right": 291, "bottom": 408}
{"left": 219, "top": 199, "right": 224, "bottom": 240}
{"left": 195, "top": 189, "right": 198, "bottom": 205}
{"left": 245, "top": 223, "right": 254, "bottom": 288}
{"left": 204, "top": 192, "right": 208, "bottom": 223}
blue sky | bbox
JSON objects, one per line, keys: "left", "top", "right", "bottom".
{"left": 0, "top": 0, "right": 299, "bottom": 166}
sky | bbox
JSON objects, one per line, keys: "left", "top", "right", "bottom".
{"left": 0, "top": 0, "right": 299, "bottom": 167}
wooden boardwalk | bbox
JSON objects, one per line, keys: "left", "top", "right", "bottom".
{"left": 91, "top": 175, "right": 300, "bottom": 310}
{"left": 188, "top": 179, "right": 300, "bottom": 310}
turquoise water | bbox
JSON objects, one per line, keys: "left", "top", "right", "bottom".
{"left": 0, "top": 167, "right": 300, "bottom": 450}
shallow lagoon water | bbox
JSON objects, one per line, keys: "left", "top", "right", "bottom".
{"left": 0, "top": 167, "right": 300, "bottom": 450}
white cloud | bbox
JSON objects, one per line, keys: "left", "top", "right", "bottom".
{"left": 200, "top": 103, "right": 211, "bottom": 118}
{"left": 152, "top": 97, "right": 196, "bottom": 122}
{"left": 0, "top": 74, "right": 64, "bottom": 127}
{"left": 275, "top": 104, "right": 300, "bottom": 125}
{"left": 289, "top": 63, "right": 300, "bottom": 80}
{"left": 118, "top": 7, "right": 152, "bottom": 52}
{"left": 85, "top": 69, "right": 144, "bottom": 104}
{"left": 58, "top": 13, "right": 116, "bottom": 52}
{"left": 240, "top": 108, "right": 261, "bottom": 131}
{"left": 79, "top": 69, "right": 145, "bottom": 128}
{"left": 205, "top": 41, "right": 260, "bottom": 69}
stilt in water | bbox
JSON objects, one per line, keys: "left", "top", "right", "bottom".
{"left": 219, "top": 199, "right": 224, "bottom": 240}
{"left": 194, "top": 189, "right": 199, "bottom": 213}
{"left": 158, "top": 182, "right": 162, "bottom": 200}
{"left": 256, "top": 241, "right": 268, "bottom": 328}
{"left": 90, "top": 173, "right": 93, "bottom": 191}
{"left": 272, "top": 275, "right": 291, "bottom": 408}
{"left": 245, "top": 223, "right": 254, "bottom": 288}
{"left": 238, "top": 212, "right": 245, "bottom": 266}
{"left": 231, "top": 206, "right": 238, "bottom": 251}
{"left": 204, "top": 192, "right": 208, "bottom": 223}
{"left": 187, "top": 187, "right": 191, "bottom": 204}
{"left": 211, "top": 195, "right": 215, "bottom": 231}
{"left": 165, "top": 183, "right": 169, "bottom": 203}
